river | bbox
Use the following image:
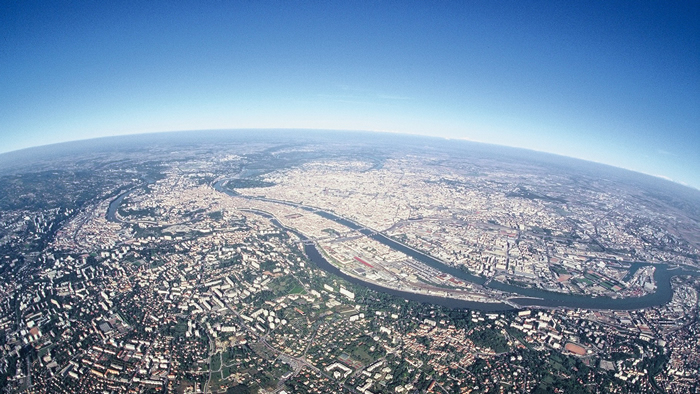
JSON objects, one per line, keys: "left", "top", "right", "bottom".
{"left": 216, "top": 180, "right": 700, "bottom": 310}
{"left": 106, "top": 178, "right": 158, "bottom": 222}
{"left": 107, "top": 189, "right": 133, "bottom": 222}
{"left": 240, "top": 207, "right": 514, "bottom": 311}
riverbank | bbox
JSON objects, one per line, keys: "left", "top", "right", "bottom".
{"left": 216, "top": 180, "right": 700, "bottom": 310}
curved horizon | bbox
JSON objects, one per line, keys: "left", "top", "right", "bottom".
{"left": 1, "top": 127, "right": 699, "bottom": 194}
{"left": 2, "top": 2, "right": 698, "bottom": 188}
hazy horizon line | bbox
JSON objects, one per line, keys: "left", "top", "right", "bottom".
{"left": 1, "top": 127, "right": 697, "bottom": 192}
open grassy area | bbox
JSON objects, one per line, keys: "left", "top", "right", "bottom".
{"left": 289, "top": 284, "right": 305, "bottom": 294}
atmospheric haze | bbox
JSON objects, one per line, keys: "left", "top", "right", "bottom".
{"left": 1, "top": 1, "right": 699, "bottom": 188}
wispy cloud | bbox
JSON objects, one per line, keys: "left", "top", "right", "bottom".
{"left": 333, "top": 85, "right": 413, "bottom": 101}
{"left": 337, "top": 84, "right": 369, "bottom": 93}
{"left": 377, "top": 94, "right": 413, "bottom": 100}
{"left": 651, "top": 174, "right": 674, "bottom": 182}
{"left": 317, "top": 94, "right": 362, "bottom": 100}
{"left": 317, "top": 89, "right": 413, "bottom": 105}
{"left": 316, "top": 94, "right": 382, "bottom": 105}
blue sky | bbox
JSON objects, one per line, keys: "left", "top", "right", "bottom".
{"left": 1, "top": 1, "right": 699, "bottom": 187}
